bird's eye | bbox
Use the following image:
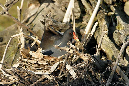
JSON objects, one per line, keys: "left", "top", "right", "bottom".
{"left": 69, "top": 32, "right": 72, "bottom": 35}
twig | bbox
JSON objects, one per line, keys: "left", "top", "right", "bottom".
{"left": 72, "top": 9, "right": 79, "bottom": 41}
{"left": 20, "top": 0, "right": 24, "bottom": 9}
{"left": 5, "top": 0, "right": 19, "bottom": 12}
{"left": 0, "top": 37, "right": 13, "bottom": 77}
{"left": 30, "top": 76, "right": 46, "bottom": 86}
{"left": 17, "top": 6, "right": 21, "bottom": 22}
{"left": 58, "top": 54, "right": 68, "bottom": 77}
{"left": 72, "top": 9, "right": 76, "bottom": 34}
{"left": 0, "top": 32, "right": 23, "bottom": 78}
{"left": 0, "top": 78, "right": 17, "bottom": 85}
{"left": 17, "top": 0, "right": 25, "bottom": 49}
{"left": 31, "top": 36, "right": 41, "bottom": 45}
{"left": 114, "top": 62, "right": 129, "bottom": 85}
{"left": 83, "top": 0, "right": 101, "bottom": 42}
{"left": 13, "top": 69, "right": 31, "bottom": 85}
{"left": 0, "top": 38, "right": 12, "bottom": 69}
{"left": 0, "top": 3, "right": 8, "bottom": 14}
{"left": 84, "top": 22, "right": 98, "bottom": 46}
{"left": 17, "top": 0, "right": 24, "bottom": 22}
{"left": 106, "top": 41, "right": 129, "bottom": 86}
{"left": 8, "top": 13, "right": 41, "bottom": 40}
{"left": 0, "top": 3, "right": 41, "bottom": 40}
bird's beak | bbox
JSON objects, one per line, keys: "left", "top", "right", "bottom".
{"left": 73, "top": 32, "right": 79, "bottom": 41}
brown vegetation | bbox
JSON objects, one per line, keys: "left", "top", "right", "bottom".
{"left": 0, "top": 0, "right": 129, "bottom": 85}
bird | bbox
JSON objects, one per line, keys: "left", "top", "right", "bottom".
{"left": 40, "top": 28, "right": 73, "bottom": 57}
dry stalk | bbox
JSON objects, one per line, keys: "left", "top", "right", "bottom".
{"left": 0, "top": 32, "right": 23, "bottom": 78}
{"left": 17, "top": 6, "right": 21, "bottom": 22}
{"left": 66, "top": 64, "right": 77, "bottom": 79}
{"left": 30, "top": 76, "right": 46, "bottom": 86}
{"left": 72, "top": 9, "right": 76, "bottom": 34}
{"left": 115, "top": 63, "right": 129, "bottom": 85}
{"left": 31, "top": 36, "right": 41, "bottom": 45}
{"left": 20, "top": 0, "right": 24, "bottom": 9}
{"left": 83, "top": 0, "right": 101, "bottom": 42}
{"left": 58, "top": 54, "right": 69, "bottom": 77}
{"left": 63, "top": 0, "right": 74, "bottom": 23}
{"left": 18, "top": 0, "right": 25, "bottom": 48}
{"left": 17, "top": 0, "right": 24, "bottom": 22}
{"left": 5, "top": 0, "right": 19, "bottom": 12}
{"left": 106, "top": 41, "right": 129, "bottom": 86}
{"left": 0, "top": 38, "right": 12, "bottom": 69}
{"left": 16, "top": 0, "right": 25, "bottom": 58}
{"left": 84, "top": 22, "right": 98, "bottom": 46}
{"left": 63, "top": 0, "right": 77, "bottom": 36}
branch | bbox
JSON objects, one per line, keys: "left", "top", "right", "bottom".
{"left": 106, "top": 41, "right": 129, "bottom": 86}
{"left": 0, "top": 3, "right": 41, "bottom": 40}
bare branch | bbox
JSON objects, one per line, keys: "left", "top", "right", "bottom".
{"left": 106, "top": 41, "right": 129, "bottom": 86}
{"left": 0, "top": 3, "right": 8, "bottom": 14}
{"left": 20, "top": 0, "right": 24, "bottom": 9}
{"left": 0, "top": 38, "right": 12, "bottom": 69}
{"left": 0, "top": 3, "right": 41, "bottom": 40}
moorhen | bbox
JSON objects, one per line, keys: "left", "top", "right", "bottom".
{"left": 40, "top": 28, "right": 73, "bottom": 57}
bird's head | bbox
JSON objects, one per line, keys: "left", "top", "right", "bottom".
{"left": 62, "top": 29, "right": 79, "bottom": 42}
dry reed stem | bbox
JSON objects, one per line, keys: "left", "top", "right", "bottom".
{"left": 63, "top": 0, "right": 74, "bottom": 23}
{"left": 84, "top": 0, "right": 101, "bottom": 35}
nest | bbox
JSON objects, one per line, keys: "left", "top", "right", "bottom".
{"left": 0, "top": 0, "right": 129, "bottom": 85}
